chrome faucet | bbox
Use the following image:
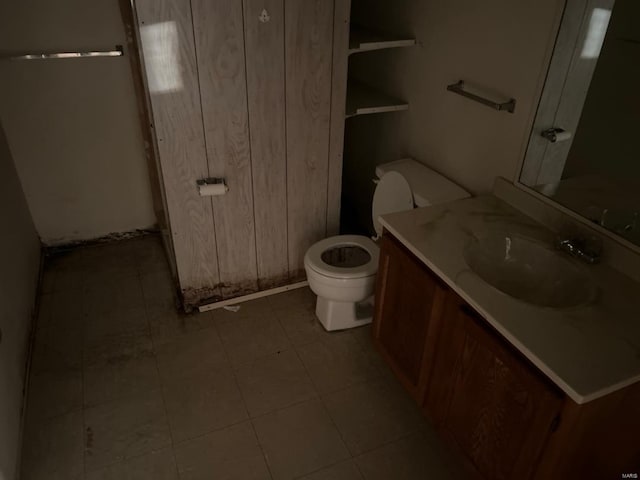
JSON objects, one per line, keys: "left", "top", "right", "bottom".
{"left": 556, "top": 236, "right": 601, "bottom": 264}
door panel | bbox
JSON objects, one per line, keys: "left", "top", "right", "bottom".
{"left": 373, "top": 234, "right": 447, "bottom": 401}
{"left": 136, "top": 0, "right": 343, "bottom": 307}
{"left": 285, "top": 0, "right": 335, "bottom": 279}
{"left": 136, "top": 0, "right": 221, "bottom": 304}
{"left": 439, "top": 297, "right": 562, "bottom": 480}
{"left": 192, "top": 0, "right": 258, "bottom": 298}
{"left": 244, "top": 0, "right": 289, "bottom": 289}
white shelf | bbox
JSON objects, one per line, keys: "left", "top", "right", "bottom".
{"left": 345, "top": 80, "right": 408, "bottom": 118}
{"left": 348, "top": 25, "right": 416, "bottom": 55}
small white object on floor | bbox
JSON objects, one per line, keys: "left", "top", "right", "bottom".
{"left": 223, "top": 305, "right": 241, "bottom": 312}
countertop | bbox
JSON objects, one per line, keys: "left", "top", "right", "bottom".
{"left": 379, "top": 195, "right": 640, "bottom": 404}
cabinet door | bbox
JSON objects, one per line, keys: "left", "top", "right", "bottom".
{"left": 373, "top": 234, "right": 447, "bottom": 402}
{"left": 433, "top": 294, "right": 562, "bottom": 480}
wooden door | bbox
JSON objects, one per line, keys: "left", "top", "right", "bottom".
{"left": 373, "top": 234, "right": 448, "bottom": 403}
{"left": 431, "top": 293, "right": 562, "bottom": 480}
{"left": 134, "top": 0, "right": 349, "bottom": 307}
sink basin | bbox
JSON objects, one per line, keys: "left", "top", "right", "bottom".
{"left": 464, "top": 232, "right": 596, "bottom": 308}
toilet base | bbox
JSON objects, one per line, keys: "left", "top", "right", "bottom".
{"left": 315, "top": 296, "right": 374, "bottom": 331}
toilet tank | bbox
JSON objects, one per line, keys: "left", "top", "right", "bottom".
{"left": 375, "top": 158, "right": 470, "bottom": 207}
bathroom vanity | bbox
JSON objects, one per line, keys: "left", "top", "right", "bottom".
{"left": 373, "top": 195, "right": 640, "bottom": 479}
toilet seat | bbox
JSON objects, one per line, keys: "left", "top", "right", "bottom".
{"left": 371, "top": 171, "right": 414, "bottom": 237}
{"left": 305, "top": 235, "right": 379, "bottom": 280}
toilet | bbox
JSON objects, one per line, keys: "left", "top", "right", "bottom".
{"left": 304, "top": 158, "right": 470, "bottom": 331}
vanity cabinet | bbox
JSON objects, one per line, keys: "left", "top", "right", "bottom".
{"left": 426, "top": 292, "right": 562, "bottom": 480}
{"left": 374, "top": 232, "right": 640, "bottom": 478}
{"left": 373, "top": 233, "right": 447, "bottom": 402}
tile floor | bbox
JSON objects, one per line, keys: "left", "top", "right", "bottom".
{"left": 20, "top": 235, "right": 463, "bottom": 479}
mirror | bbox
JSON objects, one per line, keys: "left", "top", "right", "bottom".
{"left": 520, "top": 0, "right": 639, "bottom": 246}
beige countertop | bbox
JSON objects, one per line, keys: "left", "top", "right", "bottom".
{"left": 379, "top": 195, "right": 640, "bottom": 404}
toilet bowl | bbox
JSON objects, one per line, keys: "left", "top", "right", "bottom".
{"left": 304, "top": 158, "right": 470, "bottom": 331}
{"left": 304, "top": 235, "right": 379, "bottom": 331}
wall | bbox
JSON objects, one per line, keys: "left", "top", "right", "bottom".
{"left": 135, "top": 0, "right": 344, "bottom": 306}
{"left": 564, "top": 0, "right": 640, "bottom": 185}
{"left": 342, "top": 0, "right": 564, "bottom": 233}
{"left": 0, "top": 0, "right": 156, "bottom": 245}
{"left": 0, "top": 123, "right": 40, "bottom": 480}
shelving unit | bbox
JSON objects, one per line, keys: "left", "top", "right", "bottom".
{"left": 345, "top": 80, "right": 408, "bottom": 118}
{"left": 348, "top": 25, "right": 416, "bottom": 55}
{"left": 344, "top": 22, "right": 414, "bottom": 119}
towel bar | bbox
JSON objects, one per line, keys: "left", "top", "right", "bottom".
{"left": 446, "top": 80, "right": 516, "bottom": 113}
{"left": 1, "top": 45, "right": 124, "bottom": 61}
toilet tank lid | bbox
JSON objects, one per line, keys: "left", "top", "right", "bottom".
{"left": 375, "top": 158, "right": 470, "bottom": 207}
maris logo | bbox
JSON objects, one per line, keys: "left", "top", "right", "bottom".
{"left": 622, "top": 474, "right": 638, "bottom": 479}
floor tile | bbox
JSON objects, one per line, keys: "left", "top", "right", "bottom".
{"left": 82, "top": 242, "right": 138, "bottom": 284}
{"left": 48, "top": 289, "right": 85, "bottom": 331}
{"left": 162, "top": 369, "right": 248, "bottom": 443}
{"left": 21, "top": 410, "right": 84, "bottom": 480}
{"left": 141, "top": 271, "right": 177, "bottom": 310}
{"left": 235, "top": 349, "right": 317, "bottom": 417}
{"left": 147, "top": 306, "right": 214, "bottom": 347}
{"left": 296, "top": 333, "right": 379, "bottom": 394}
{"left": 252, "top": 399, "right": 350, "bottom": 480}
{"left": 41, "top": 269, "right": 56, "bottom": 295}
{"left": 349, "top": 325, "right": 391, "bottom": 379}
{"left": 299, "top": 460, "right": 363, "bottom": 480}
{"left": 212, "top": 297, "right": 273, "bottom": 321}
{"left": 268, "top": 288, "right": 316, "bottom": 313}
{"left": 83, "top": 327, "right": 154, "bottom": 368}
{"left": 84, "top": 351, "right": 160, "bottom": 407}
{"left": 84, "top": 389, "right": 172, "bottom": 471}
{"left": 85, "top": 448, "right": 179, "bottom": 480}
{"left": 26, "top": 369, "right": 83, "bottom": 421}
{"left": 216, "top": 311, "right": 291, "bottom": 368}
{"left": 21, "top": 237, "right": 461, "bottom": 480}
{"left": 31, "top": 326, "right": 83, "bottom": 373}
{"left": 155, "top": 328, "right": 228, "bottom": 382}
{"left": 83, "top": 306, "right": 149, "bottom": 347}
{"left": 354, "top": 431, "right": 462, "bottom": 480}
{"left": 175, "top": 422, "right": 271, "bottom": 480}
{"left": 276, "top": 307, "right": 329, "bottom": 346}
{"left": 83, "top": 276, "right": 145, "bottom": 317}
{"left": 323, "top": 379, "right": 425, "bottom": 455}
{"left": 134, "top": 236, "right": 172, "bottom": 275}
{"left": 34, "top": 293, "right": 54, "bottom": 330}
{"left": 51, "top": 255, "right": 86, "bottom": 292}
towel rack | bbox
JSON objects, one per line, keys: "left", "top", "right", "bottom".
{"left": 0, "top": 45, "right": 124, "bottom": 61}
{"left": 446, "top": 80, "right": 516, "bottom": 113}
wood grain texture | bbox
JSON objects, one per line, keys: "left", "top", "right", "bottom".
{"left": 535, "top": 381, "right": 640, "bottom": 478}
{"left": 285, "top": 0, "right": 334, "bottom": 279}
{"left": 373, "top": 234, "right": 447, "bottom": 403}
{"left": 436, "top": 294, "right": 562, "bottom": 480}
{"left": 119, "top": 0, "right": 179, "bottom": 280}
{"left": 326, "top": 0, "right": 350, "bottom": 236}
{"left": 243, "top": 0, "right": 289, "bottom": 289}
{"left": 191, "top": 0, "right": 258, "bottom": 298}
{"left": 135, "top": 0, "right": 220, "bottom": 306}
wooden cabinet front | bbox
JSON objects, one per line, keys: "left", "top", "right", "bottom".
{"left": 373, "top": 233, "right": 447, "bottom": 402}
{"left": 427, "top": 293, "right": 563, "bottom": 480}
{"left": 374, "top": 231, "right": 640, "bottom": 478}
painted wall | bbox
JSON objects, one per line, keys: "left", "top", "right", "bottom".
{"left": 0, "top": 122, "right": 40, "bottom": 480}
{"left": 342, "top": 0, "right": 564, "bottom": 233}
{"left": 0, "top": 0, "right": 156, "bottom": 245}
{"left": 564, "top": 0, "right": 640, "bottom": 185}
